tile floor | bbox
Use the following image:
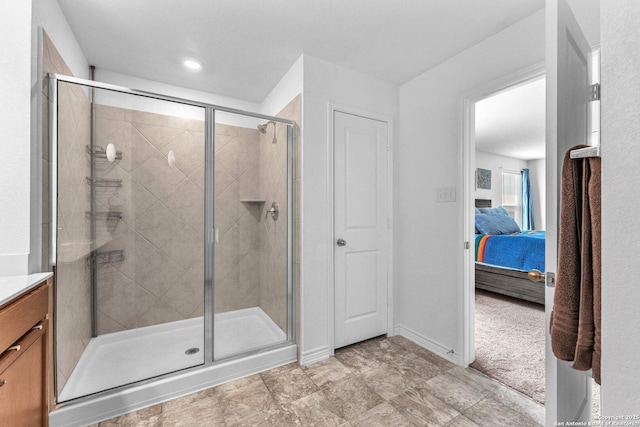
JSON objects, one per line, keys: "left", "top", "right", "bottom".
{"left": 95, "top": 336, "right": 544, "bottom": 426}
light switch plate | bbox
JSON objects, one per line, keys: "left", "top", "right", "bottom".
{"left": 437, "top": 186, "right": 456, "bottom": 202}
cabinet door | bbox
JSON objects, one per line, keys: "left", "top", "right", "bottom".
{"left": 0, "top": 327, "right": 46, "bottom": 427}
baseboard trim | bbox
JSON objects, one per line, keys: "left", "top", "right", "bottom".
{"left": 299, "top": 345, "right": 331, "bottom": 366}
{"left": 394, "top": 324, "right": 461, "bottom": 365}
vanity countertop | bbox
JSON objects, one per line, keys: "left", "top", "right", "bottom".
{"left": 0, "top": 272, "right": 53, "bottom": 307}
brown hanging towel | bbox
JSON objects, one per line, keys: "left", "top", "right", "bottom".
{"left": 550, "top": 145, "right": 601, "bottom": 384}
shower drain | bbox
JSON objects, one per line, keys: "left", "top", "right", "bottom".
{"left": 185, "top": 347, "right": 200, "bottom": 355}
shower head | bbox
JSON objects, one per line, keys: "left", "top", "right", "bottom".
{"left": 257, "top": 120, "right": 276, "bottom": 134}
{"left": 257, "top": 120, "right": 278, "bottom": 144}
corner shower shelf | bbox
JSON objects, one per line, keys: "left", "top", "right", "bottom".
{"left": 240, "top": 199, "right": 265, "bottom": 203}
{"left": 86, "top": 145, "right": 122, "bottom": 161}
{"left": 85, "top": 211, "right": 123, "bottom": 220}
{"left": 88, "top": 250, "right": 125, "bottom": 268}
{"left": 85, "top": 177, "right": 123, "bottom": 188}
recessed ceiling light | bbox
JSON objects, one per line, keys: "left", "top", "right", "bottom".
{"left": 183, "top": 59, "right": 202, "bottom": 71}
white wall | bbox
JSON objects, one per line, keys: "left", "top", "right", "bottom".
{"left": 473, "top": 151, "right": 545, "bottom": 231}
{"left": 94, "top": 69, "right": 262, "bottom": 128}
{"left": 260, "top": 55, "right": 303, "bottom": 117}
{"left": 0, "top": 2, "right": 34, "bottom": 275}
{"left": 28, "top": 0, "right": 90, "bottom": 273}
{"left": 527, "top": 158, "right": 545, "bottom": 230}
{"left": 601, "top": 0, "right": 640, "bottom": 416}
{"left": 396, "top": 9, "right": 545, "bottom": 361}
{"left": 32, "top": 0, "right": 89, "bottom": 80}
{"left": 474, "top": 151, "right": 528, "bottom": 210}
{"left": 299, "top": 55, "right": 399, "bottom": 363}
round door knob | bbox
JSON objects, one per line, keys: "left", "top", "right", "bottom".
{"left": 528, "top": 269, "right": 545, "bottom": 282}
{"left": 337, "top": 238, "right": 347, "bottom": 247}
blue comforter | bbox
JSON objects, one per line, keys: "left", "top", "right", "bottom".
{"left": 475, "top": 231, "right": 545, "bottom": 272}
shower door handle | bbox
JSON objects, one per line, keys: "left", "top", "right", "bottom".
{"left": 337, "top": 238, "right": 347, "bottom": 247}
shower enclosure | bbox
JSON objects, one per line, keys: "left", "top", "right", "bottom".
{"left": 49, "top": 74, "right": 295, "bottom": 406}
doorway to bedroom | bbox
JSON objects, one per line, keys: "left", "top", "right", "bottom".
{"left": 466, "top": 70, "right": 548, "bottom": 406}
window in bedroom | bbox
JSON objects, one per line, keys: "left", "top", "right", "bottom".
{"left": 502, "top": 171, "right": 522, "bottom": 227}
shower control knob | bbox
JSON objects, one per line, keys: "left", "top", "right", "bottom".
{"left": 337, "top": 238, "right": 347, "bottom": 247}
{"left": 266, "top": 202, "right": 279, "bottom": 220}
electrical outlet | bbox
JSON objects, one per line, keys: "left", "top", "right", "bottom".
{"left": 437, "top": 186, "right": 456, "bottom": 202}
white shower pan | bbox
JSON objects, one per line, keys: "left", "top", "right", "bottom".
{"left": 58, "top": 307, "right": 286, "bottom": 402}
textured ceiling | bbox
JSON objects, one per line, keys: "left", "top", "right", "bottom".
{"left": 475, "top": 77, "right": 546, "bottom": 160}
{"left": 57, "top": 0, "right": 544, "bottom": 103}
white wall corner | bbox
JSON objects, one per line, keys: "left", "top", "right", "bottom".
{"left": 260, "top": 55, "right": 304, "bottom": 116}
{"left": 32, "top": 0, "right": 90, "bottom": 80}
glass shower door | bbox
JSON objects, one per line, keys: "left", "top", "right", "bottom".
{"left": 212, "top": 111, "right": 290, "bottom": 360}
{"left": 54, "top": 79, "right": 206, "bottom": 401}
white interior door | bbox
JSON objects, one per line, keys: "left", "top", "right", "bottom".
{"left": 546, "top": 0, "right": 595, "bottom": 423}
{"left": 334, "top": 111, "right": 389, "bottom": 349}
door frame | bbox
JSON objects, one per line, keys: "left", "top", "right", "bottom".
{"left": 459, "top": 62, "right": 545, "bottom": 366}
{"left": 327, "top": 103, "right": 394, "bottom": 354}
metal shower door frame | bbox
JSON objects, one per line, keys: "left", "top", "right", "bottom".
{"left": 49, "top": 73, "right": 296, "bottom": 398}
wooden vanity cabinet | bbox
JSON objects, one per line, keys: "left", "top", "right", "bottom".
{"left": 0, "top": 281, "right": 50, "bottom": 427}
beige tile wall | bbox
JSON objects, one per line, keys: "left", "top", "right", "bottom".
{"left": 93, "top": 107, "right": 268, "bottom": 333}
{"left": 258, "top": 95, "right": 301, "bottom": 332}
{"left": 92, "top": 101, "right": 302, "bottom": 335}
{"left": 213, "top": 124, "right": 262, "bottom": 314}
{"left": 92, "top": 105, "right": 206, "bottom": 333}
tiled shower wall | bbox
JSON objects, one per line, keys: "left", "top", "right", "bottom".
{"left": 93, "top": 107, "right": 268, "bottom": 334}
{"left": 92, "top": 103, "right": 308, "bottom": 334}
{"left": 259, "top": 95, "right": 301, "bottom": 332}
{"left": 42, "top": 32, "right": 93, "bottom": 394}
{"left": 212, "top": 125, "right": 262, "bottom": 314}
{"left": 92, "top": 105, "right": 207, "bottom": 333}
{"left": 91, "top": 103, "right": 304, "bottom": 334}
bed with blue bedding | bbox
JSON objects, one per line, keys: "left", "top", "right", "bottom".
{"left": 474, "top": 200, "right": 545, "bottom": 305}
{"left": 475, "top": 231, "right": 545, "bottom": 272}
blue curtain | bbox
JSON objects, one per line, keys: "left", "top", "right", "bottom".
{"left": 521, "top": 169, "right": 535, "bottom": 230}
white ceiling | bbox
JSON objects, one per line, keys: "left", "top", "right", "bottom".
{"left": 56, "top": 0, "right": 544, "bottom": 103}
{"left": 475, "top": 77, "right": 546, "bottom": 160}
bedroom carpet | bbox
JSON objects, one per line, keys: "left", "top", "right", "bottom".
{"left": 470, "top": 289, "right": 546, "bottom": 404}
{"left": 471, "top": 289, "right": 601, "bottom": 416}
